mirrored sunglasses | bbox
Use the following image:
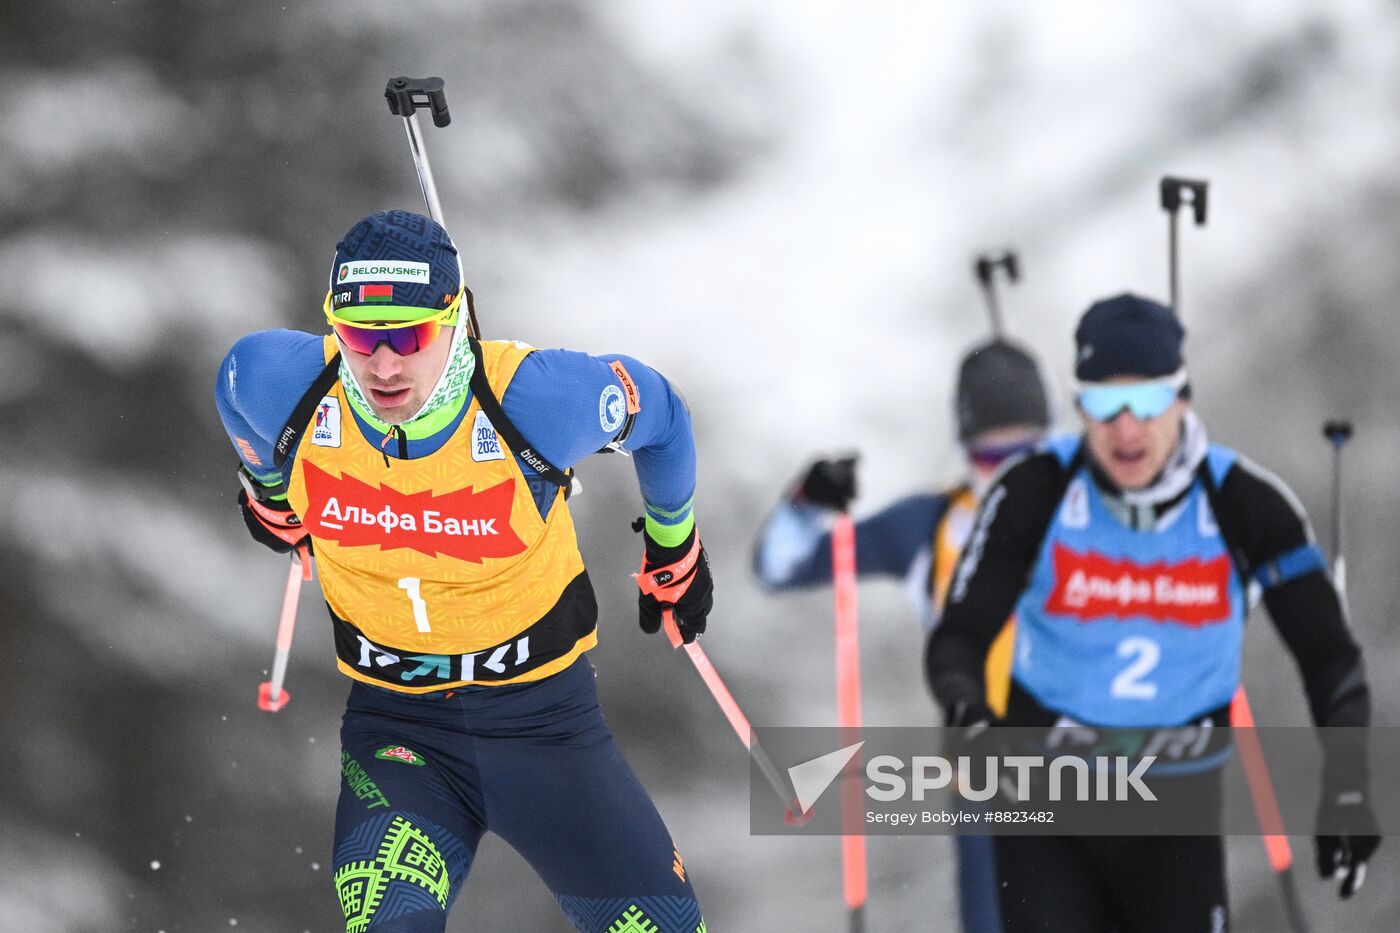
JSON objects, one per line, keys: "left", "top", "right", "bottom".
{"left": 1075, "top": 371, "right": 1188, "bottom": 423}
{"left": 323, "top": 289, "right": 461, "bottom": 356}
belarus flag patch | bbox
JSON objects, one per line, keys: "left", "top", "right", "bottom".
{"left": 358, "top": 284, "right": 394, "bottom": 303}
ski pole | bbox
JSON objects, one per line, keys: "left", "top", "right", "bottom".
{"left": 1322, "top": 420, "right": 1354, "bottom": 595}
{"left": 973, "top": 250, "right": 1019, "bottom": 338}
{"left": 831, "top": 513, "right": 869, "bottom": 933}
{"left": 1159, "top": 176, "right": 1209, "bottom": 316}
{"left": 383, "top": 76, "right": 482, "bottom": 339}
{"left": 1231, "top": 688, "right": 1311, "bottom": 933}
{"left": 659, "top": 611, "right": 802, "bottom": 818}
{"left": 258, "top": 547, "right": 312, "bottom": 712}
{"left": 384, "top": 76, "right": 451, "bottom": 225}
{"left": 1161, "top": 177, "right": 1304, "bottom": 926}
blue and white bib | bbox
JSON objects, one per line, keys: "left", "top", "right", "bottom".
{"left": 1012, "top": 438, "right": 1245, "bottom": 726}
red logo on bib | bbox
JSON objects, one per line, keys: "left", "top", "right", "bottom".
{"left": 302, "top": 461, "right": 527, "bottom": 564}
{"left": 1044, "top": 543, "right": 1232, "bottom": 627}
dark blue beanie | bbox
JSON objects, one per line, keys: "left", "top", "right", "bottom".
{"left": 328, "top": 210, "right": 462, "bottom": 317}
{"left": 1074, "top": 294, "right": 1184, "bottom": 381}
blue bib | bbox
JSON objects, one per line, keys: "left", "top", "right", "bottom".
{"left": 1012, "top": 439, "right": 1245, "bottom": 726}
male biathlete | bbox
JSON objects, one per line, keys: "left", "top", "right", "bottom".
{"left": 216, "top": 210, "right": 711, "bottom": 933}
{"left": 927, "top": 294, "right": 1378, "bottom": 931}
{"left": 754, "top": 337, "right": 1052, "bottom": 932}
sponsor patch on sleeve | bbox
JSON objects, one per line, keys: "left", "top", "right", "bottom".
{"left": 608, "top": 360, "right": 641, "bottom": 415}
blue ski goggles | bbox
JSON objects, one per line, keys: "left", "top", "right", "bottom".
{"left": 1075, "top": 370, "right": 1188, "bottom": 422}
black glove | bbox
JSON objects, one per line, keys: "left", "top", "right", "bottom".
{"left": 238, "top": 488, "right": 309, "bottom": 554}
{"left": 945, "top": 697, "right": 995, "bottom": 729}
{"left": 938, "top": 694, "right": 1006, "bottom": 798}
{"left": 793, "top": 455, "right": 858, "bottom": 512}
{"left": 634, "top": 520, "right": 713, "bottom": 644}
{"left": 1315, "top": 772, "right": 1380, "bottom": 898}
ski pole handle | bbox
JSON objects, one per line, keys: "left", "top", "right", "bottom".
{"left": 381, "top": 75, "right": 479, "bottom": 337}
{"left": 1323, "top": 420, "right": 1354, "bottom": 448}
{"left": 383, "top": 76, "right": 449, "bottom": 225}
{"left": 973, "top": 252, "right": 1019, "bottom": 288}
{"left": 1160, "top": 176, "right": 1209, "bottom": 317}
{"left": 385, "top": 76, "right": 451, "bottom": 128}
{"left": 1160, "top": 176, "right": 1209, "bottom": 225}
{"left": 973, "top": 250, "right": 1019, "bottom": 338}
{"left": 662, "top": 608, "right": 685, "bottom": 650}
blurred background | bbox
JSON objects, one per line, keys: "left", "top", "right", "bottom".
{"left": 3, "top": 0, "right": 1398, "bottom": 929}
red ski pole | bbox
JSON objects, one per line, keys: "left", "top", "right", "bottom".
{"left": 1232, "top": 686, "right": 1310, "bottom": 933}
{"left": 831, "top": 513, "right": 868, "bottom": 933}
{"left": 258, "top": 548, "right": 311, "bottom": 712}
{"left": 659, "top": 612, "right": 800, "bottom": 818}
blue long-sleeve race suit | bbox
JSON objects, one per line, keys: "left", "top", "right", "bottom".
{"left": 215, "top": 328, "right": 705, "bottom": 933}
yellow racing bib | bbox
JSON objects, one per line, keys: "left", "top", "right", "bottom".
{"left": 287, "top": 337, "right": 597, "bottom": 693}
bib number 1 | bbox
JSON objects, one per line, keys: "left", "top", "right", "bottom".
{"left": 397, "top": 577, "right": 433, "bottom": 633}
{"left": 1111, "top": 636, "right": 1159, "bottom": 700}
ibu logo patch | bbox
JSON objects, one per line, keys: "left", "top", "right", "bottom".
{"left": 599, "top": 384, "right": 626, "bottom": 433}
{"left": 471, "top": 410, "right": 505, "bottom": 462}
{"left": 375, "top": 745, "right": 426, "bottom": 767}
{"left": 312, "top": 396, "right": 341, "bottom": 448}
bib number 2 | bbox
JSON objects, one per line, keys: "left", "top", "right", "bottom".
{"left": 1111, "top": 637, "right": 1159, "bottom": 700}
{"left": 397, "top": 577, "right": 433, "bottom": 633}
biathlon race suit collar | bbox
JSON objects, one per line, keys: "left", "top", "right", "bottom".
{"left": 1087, "top": 410, "right": 1209, "bottom": 531}
{"left": 338, "top": 320, "right": 478, "bottom": 441}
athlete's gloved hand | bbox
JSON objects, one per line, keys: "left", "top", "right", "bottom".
{"left": 792, "top": 455, "right": 858, "bottom": 512}
{"left": 238, "top": 488, "right": 309, "bottom": 554}
{"left": 939, "top": 694, "right": 1006, "bottom": 791}
{"left": 1315, "top": 771, "right": 1380, "bottom": 898}
{"left": 634, "top": 520, "right": 713, "bottom": 644}
{"left": 927, "top": 645, "right": 995, "bottom": 728}
{"left": 945, "top": 697, "right": 996, "bottom": 729}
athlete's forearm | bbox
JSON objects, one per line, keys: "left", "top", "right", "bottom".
{"left": 1264, "top": 575, "right": 1370, "bottom": 727}
{"left": 755, "top": 491, "right": 945, "bottom": 590}
{"left": 624, "top": 365, "right": 696, "bottom": 545}
{"left": 1214, "top": 459, "right": 1370, "bottom": 727}
{"left": 926, "top": 493, "right": 1028, "bottom": 706}
{"left": 753, "top": 502, "right": 833, "bottom": 590}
